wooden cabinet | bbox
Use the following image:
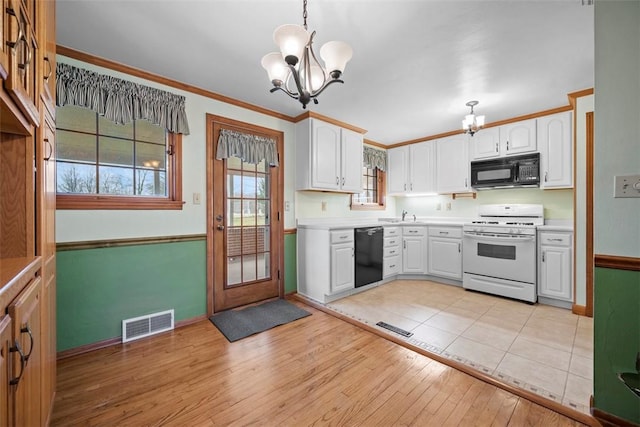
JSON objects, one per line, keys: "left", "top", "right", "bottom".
{"left": 427, "top": 226, "right": 462, "bottom": 280}
{"left": 402, "top": 226, "right": 426, "bottom": 274}
{"left": 538, "top": 111, "right": 573, "bottom": 189}
{"left": 0, "top": 0, "right": 55, "bottom": 424}
{"left": 387, "top": 141, "right": 435, "bottom": 195}
{"left": 296, "top": 118, "right": 363, "bottom": 193}
{"left": 538, "top": 231, "right": 573, "bottom": 305}
{"left": 436, "top": 134, "right": 471, "bottom": 193}
{"left": 37, "top": 0, "right": 55, "bottom": 117}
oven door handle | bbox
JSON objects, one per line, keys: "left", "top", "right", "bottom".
{"left": 463, "top": 232, "right": 535, "bottom": 242}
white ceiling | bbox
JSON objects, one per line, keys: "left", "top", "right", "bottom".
{"left": 55, "top": 0, "right": 594, "bottom": 145}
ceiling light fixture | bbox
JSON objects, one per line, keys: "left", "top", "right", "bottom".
{"left": 462, "top": 100, "right": 485, "bottom": 136}
{"left": 261, "top": 0, "right": 353, "bottom": 109}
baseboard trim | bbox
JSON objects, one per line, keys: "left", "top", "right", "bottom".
{"left": 291, "top": 292, "right": 600, "bottom": 427}
{"left": 592, "top": 407, "right": 640, "bottom": 427}
{"left": 572, "top": 304, "right": 588, "bottom": 316}
{"left": 57, "top": 314, "right": 208, "bottom": 360}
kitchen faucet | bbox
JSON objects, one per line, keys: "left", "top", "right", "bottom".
{"left": 401, "top": 210, "right": 407, "bottom": 221}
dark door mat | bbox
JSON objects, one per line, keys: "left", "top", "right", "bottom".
{"left": 209, "top": 299, "right": 311, "bottom": 342}
{"left": 376, "top": 321, "right": 413, "bottom": 337}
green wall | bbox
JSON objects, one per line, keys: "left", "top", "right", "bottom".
{"left": 57, "top": 239, "right": 207, "bottom": 352}
{"left": 593, "top": 267, "right": 640, "bottom": 424}
{"left": 57, "top": 236, "right": 298, "bottom": 352}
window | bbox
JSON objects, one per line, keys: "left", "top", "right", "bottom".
{"left": 56, "top": 105, "right": 183, "bottom": 210}
{"left": 351, "top": 167, "right": 386, "bottom": 210}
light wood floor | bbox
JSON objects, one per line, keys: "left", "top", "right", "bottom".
{"left": 52, "top": 300, "right": 589, "bottom": 426}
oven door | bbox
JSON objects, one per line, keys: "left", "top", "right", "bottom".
{"left": 462, "top": 231, "right": 536, "bottom": 284}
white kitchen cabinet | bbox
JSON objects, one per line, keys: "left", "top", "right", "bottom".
{"left": 436, "top": 134, "right": 471, "bottom": 193}
{"left": 296, "top": 118, "right": 363, "bottom": 192}
{"left": 402, "top": 226, "right": 427, "bottom": 274}
{"left": 470, "top": 119, "right": 537, "bottom": 160}
{"left": 538, "top": 231, "right": 573, "bottom": 303}
{"left": 387, "top": 141, "right": 436, "bottom": 195}
{"left": 383, "top": 227, "right": 401, "bottom": 277}
{"left": 427, "top": 226, "right": 462, "bottom": 280}
{"left": 499, "top": 118, "right": 537, "bottom": 155}
{"left": 538, "top": 111, "right": 573, "bottom": 189}
{"left": 297, "top": 227, "right": 354, "bottom": 303}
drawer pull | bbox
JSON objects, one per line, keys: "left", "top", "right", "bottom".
{"left": 339, "top": 235, "right": 348, "bottom": 239}
{"left": 409, "top": 230, "right": 418, "bottom": 234}
{"left": 389, "top": 264, "right": 396, "bottom": 268}
{"left": 548, "top": 238, "right": 563, "bottom": 242}
{"left": 439, "top": 231, "right": 449, "bottom": 235}
{"left": 389, "top": 250, "right": 395, "bottom": 255}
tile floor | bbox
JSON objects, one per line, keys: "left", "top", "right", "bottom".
{"left": 325, "top": 279, "right": 594, "bottom": 414}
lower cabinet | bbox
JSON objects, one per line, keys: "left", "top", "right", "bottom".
{"left": 538, "top": 231, "right": 573, "bottom": 302}
{"left": 297, "top": 227, "right": 354, "bottom": 303}
{"left": 402, "top": 226, "right": 427, "bottom": 274}
{"left": 427, "top": 226, "right": 462, "bottom": 280}
{"left": 383, "top": 227, "right": 401, "bottom": 278}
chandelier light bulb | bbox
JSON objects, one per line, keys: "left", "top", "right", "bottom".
{"left": 273, "top": 24, "right": 310, "bottom": 66}
{"left": 320, "top": 41, "right": 353, "bottom": 78}
{"left": 261, "top": 52, "right": 290, "bottom": 86}
{"left": 462, "top": 100, "right": 485, "bottom": 136}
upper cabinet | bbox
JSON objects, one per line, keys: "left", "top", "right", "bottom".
{"left": 296, "top": 117, "right": 363, "bottom": 193}
{"left": 470, "top": 119, "right": 537, "bottom": 160}
{"left": 3, "top": 0, "right": 39, "bottom": 127}
{"left": 538, "top": 111, "right": 573, "bottom": 189}
{"left": 436, "top": 134, "right": 471, "bottom": 193}
{"left": 38, "top": 0, "right": 55, "bottom": 117}
{"left": 387, "top": 141, "right": 435, "bottom": 195}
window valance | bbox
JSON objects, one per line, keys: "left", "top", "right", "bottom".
{"left": 216, "top": 129, "right": 279, "bottom": 167}
{"left": 363, "top": 145, "right": 387, "bottom": 171}
{"left": 56, "top": 62, "right": 190, "bottom": 135}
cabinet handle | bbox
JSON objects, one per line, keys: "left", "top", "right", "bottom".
{"left": 336, "top": 177, "right": 339, "bottom": 185}
{"left": 44, "top": 139, "right": 53, "bottom": 161}
{"left": 5, "top": 7, "right": 21, "bottom": 50}
{"left": 542, "top": 252, "right": 545, "bottom": 262}
{"left": 404, "top": 183, "right": 406, "bottom": 191}
{"left": 389, "top": 264, "right": 396, "bottom": 268}
{"left": 9, "top": 341, "right": 25, "bottom": 386}
{"left": 410, "top": 183, "right": 413, "bottom": 191}
{"left": 465, "top": 178, "right": 468, "bottom": 187}
{"left": 506, "top": 141, "right": 510, "bottom": 151}
{"left": 43, "top": 56, "right": 53, "bottom": 81}
{"left": 403, "top": 241, "right": 406, "bottom": 249}
{"left": 458, "top": 243, "right": 461, "bottom": 253}
{"left": 342, "top": 177, "right": 345, "bottom": 186}
{"left": 352, "top": 248, "right": 354, "bottom": 257}
{"left": 495, "top": 142, "right": 499, "bottom": 153}
{"left": 389, "top": 250, "right": 395, "bottom": 255}
{"left": 548, "top": 238, "right": 563, "bottom": 242}
{"left": 439, "top": 231, "right": 449, "bottom": 235}
{"left": 18, "top": 35, "right": 31, "bottom": 70}
{"left": 544, "top": 172, "right": 548, "bottom": 182}
{"left": 21, "top": 324, "right": 34, "bottom": 362}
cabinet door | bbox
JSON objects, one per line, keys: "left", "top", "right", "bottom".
{"left": 539, "top": 111, "right": 572, "bottom": 189}
{"left": 428, "top": 237, "right": 462, "bottom": 279}
{"left": 0, "top": 316, "right": 11, "bottom": 427}
{"left": 436, "top": 134, "right": 470, "bottom": 193}
{"left": 311, "top": 120, "right": 340, "bottom": 190}
{"left": 402, "top": 236, "right": 425, "bottom": 274}
{"left": 500, "top": 119, "right": 536, "bottom": 155}
{"left": 387, "top": 146, "right": 409, "bottom": 194}
{"left": 331, "top": 242, "right": 354, "bottom": 293}
{"left": 539, "top": 245, "right": 572, "bottom": 300}
{"left": 340, "top": 128, "right": 363, "bottom": 192}
{"left": 470, "top": 127, "right": 500, "bottom": 160}
{"left": 9, "top": 277, "right": 41, "bottom": 427}
{"left": 38, "top": 0, "right": 56, "bottom": 116}
{"left": 410, "top": 141, "right": 436, "bottom": 193}
{"left": 0, "top": 0, "right": 10, "bottom": 78}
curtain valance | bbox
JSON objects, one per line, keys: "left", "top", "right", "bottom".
{"left": 56, "top": 62, "right": 190, "bottom": 135}
{"left": 363, "top": 145, "right": 387, "bottom": 171}
{"left": 216, "top": 129, "right": 279, "bottom": 167}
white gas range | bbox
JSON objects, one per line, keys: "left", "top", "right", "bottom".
{"left": 462, "top": 204, "right": 544, "bottom": 303}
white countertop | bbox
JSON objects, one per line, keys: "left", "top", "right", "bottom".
{"left": 538, "top": 219, "right": 573, "bottom": 232}
{"left": 296, "top": 217, "right": 469, "bottom": 230}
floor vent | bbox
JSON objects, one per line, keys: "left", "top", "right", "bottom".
{"left": 122, "top": 309, "right": 174, "bottom": 343}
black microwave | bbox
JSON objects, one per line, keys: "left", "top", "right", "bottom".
{"left": 470, "top": 152, "right": 540, "bottom": 189}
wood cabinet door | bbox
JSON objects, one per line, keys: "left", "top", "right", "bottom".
{"left": 8, "top": 277, "right": 41, "bottom": 427}
{"left": 38, "top": 0, "right": 55, "bottom": 116}
{"left": 0, "top": 316, "right": 12, "bottom": 427}
{"left": 0, "top": 0, "right": 10, "bottom": 79}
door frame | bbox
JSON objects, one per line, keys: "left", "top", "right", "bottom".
{"left": 205, "top": 114, "right": 285, "bottom": 315}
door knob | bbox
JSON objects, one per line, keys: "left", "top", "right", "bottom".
{"left": 217, "top": 225, "right": 225, "bottom": 231}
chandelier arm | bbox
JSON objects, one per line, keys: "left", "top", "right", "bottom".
{"left": 270, "top": 86, "right": 301, "bottom": 100}
{"left": 306, "top": 33, "right": 327, "bottom": 92}
{"left": 309, "top": 78, "right": 344, "bottom": 99}
{"left": 287, "top": 63, "right": 308, "bottom": 98}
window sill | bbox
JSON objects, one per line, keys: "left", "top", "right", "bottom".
{"left": 56, "top": 195, "right": 185, "bottom": 210}
{"left": 350, "top": 204, "right": 386, "bottom": 211}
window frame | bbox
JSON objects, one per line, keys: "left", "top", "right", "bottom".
{"left": 56, "top": 128, "right": 184, "bottom": 210}
{"left": 350, "top": 168, "right": 386, "bottom": 211}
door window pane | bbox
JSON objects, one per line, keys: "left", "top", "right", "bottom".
{"left": 257, "top": 252, "right": 270, "bottom": 280}
{"left": 227, "top": 256, "right": 241, "bottom": 286}
{"left": 227, "top": 227, "right": 241, "bottom": 257}
{"left": 242, "top": 228, "right": 257, "bottom": 254}
{"left": 242, "top": 200, "right": 256, "bottom": 226}
{"left": 242, "top": 172, "right": 257, "bottom": 198}
{"left": 242, "top": 254, "right": 257, "bottom": 282}
{"left": 228, "top": 200, "right": 241, "bottom": 226}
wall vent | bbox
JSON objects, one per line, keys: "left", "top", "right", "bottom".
{"left": 122, "top": 309, "right": 174, "bottom": 343}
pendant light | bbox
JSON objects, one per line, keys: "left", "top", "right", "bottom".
{"left": 462, "top": 100, "right": 485, "bottom": 136}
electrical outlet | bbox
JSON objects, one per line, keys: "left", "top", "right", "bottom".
{"left": 436, "top": 203, "right": 442, "bottom": 211}
{"left": 614, "top": 174, "right": 640, "bottom": 198}
{"left": 321, "top": 201, "right": 327, "bottom": 211}
{"left": 285, "top": 201, "right": 290, "bottom": 211}
{"left": 193, "top": 193, "right": 201, "bottom": 205}
{"left": 446, "top": 202, "right": 452, "bottom": 211}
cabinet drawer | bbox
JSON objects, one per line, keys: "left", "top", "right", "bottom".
{"left": 384, "top": 245, "right": 401, "bottom": 258}
{"left": 384, "top": 256, "right": 401, "bottom": 277}
{"left": 428, "top": 226, "right": 462, "bottom": 238}
{"left": 384, "top": 237, "right": 401, "bottom": 248}
{"left": 330, "top": 230, "right": 353, "bottom": 244}
{"left": 384, "top": 227, "right": 400, "bottom": 237}
{"left": 403, "top": 226, "right": 426, "bottom": 236}
{"left": 539, "top": 232, "right": 571, "bottom": 246}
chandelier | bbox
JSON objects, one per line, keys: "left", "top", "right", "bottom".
{"left": 261, "top": 0, "right": 353, "bottom": 109}
{"left": 462, "top": 100, "right": 485, "bottom": 136}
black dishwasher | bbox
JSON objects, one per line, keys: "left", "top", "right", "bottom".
{"left": 354, "top": 226, "right": 384, "bottom": 288}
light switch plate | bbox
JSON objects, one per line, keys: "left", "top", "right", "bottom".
{"left": 614, "top": 174, "right": 640, "bottom": 198}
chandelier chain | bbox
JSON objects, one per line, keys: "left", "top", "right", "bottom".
{"left": 303, "top": 0, "right": 308, "bottom": 30}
